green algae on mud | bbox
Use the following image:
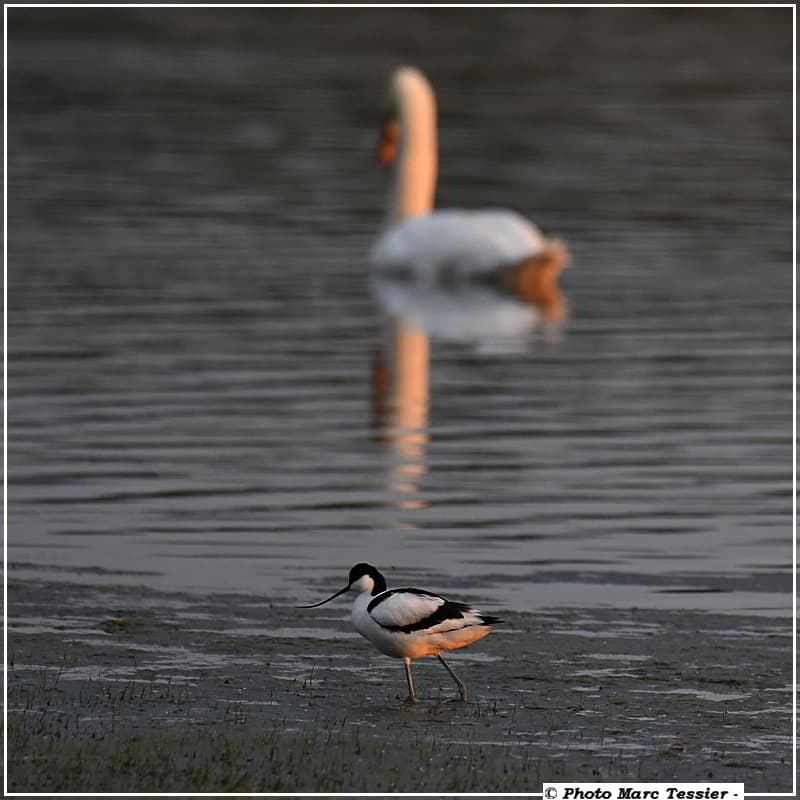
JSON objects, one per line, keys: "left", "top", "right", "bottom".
{"left": 6, "top": 579, "right": 794, "bottom": 793}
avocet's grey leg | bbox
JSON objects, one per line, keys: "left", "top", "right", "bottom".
{"left": 403, "top": 657, "right": 417, "bottom": 702}
{"left": 436, "top": 653, "right": 467, "bottom": 701}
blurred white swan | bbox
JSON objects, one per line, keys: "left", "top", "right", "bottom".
{"left": 370, "top": 65, "right": 568, "bottom": 323}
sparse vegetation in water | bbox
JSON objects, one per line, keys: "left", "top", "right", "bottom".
{"left": 6, "top": 708, "right": 564, "bottom": 793}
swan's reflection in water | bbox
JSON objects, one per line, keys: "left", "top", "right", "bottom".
{"left": 374, "top": 239, "right": 568, "bottom": 354}
{"left": 372, "top": 314, "right": 430, "bottom": 512}
{"left": 369, "top": 66, "right": 570, "bottom": 515}
{"left": 371, "top": 251, "right": 569, "bottom": 513}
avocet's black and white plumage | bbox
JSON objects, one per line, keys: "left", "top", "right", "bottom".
{"left": 299, "top": 563, "right": 502, "bottom": 702}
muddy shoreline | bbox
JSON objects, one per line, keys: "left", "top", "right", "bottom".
{"left": 6, "top": 578, "right": 793, "bottom": 794}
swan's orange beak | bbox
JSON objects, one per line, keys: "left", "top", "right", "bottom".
{"left": 377, "top": 119, "right": 400, "bottom": 165}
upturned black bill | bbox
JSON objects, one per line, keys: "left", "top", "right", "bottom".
{"left": 297, "top": 584, "right": 350, "bottom": 608}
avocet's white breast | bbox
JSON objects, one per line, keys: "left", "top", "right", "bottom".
{"left": 351, "top": 590, "right": 408, "bottom": 658}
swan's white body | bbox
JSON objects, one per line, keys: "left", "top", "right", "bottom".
{"left": 371, "top": 208, "right": 547, "bottom": 279}
{"left": 370, "top": 66, "right": 563, "bottom": 300}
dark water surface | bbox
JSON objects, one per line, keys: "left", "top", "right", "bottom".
{"left": 7, "top": 8, "right": 793, "bottom": 617}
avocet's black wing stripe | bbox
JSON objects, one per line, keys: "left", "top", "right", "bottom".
{"left": 381, "top": 599, "right": 473, "bottom": 633}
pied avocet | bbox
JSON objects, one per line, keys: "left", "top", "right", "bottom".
{"left": 299, "top": 562, "right": 502, "bottom": 702}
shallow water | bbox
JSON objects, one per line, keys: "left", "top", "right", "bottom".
{"left": 7, "top": 8, "right": 793, "bottom": 617}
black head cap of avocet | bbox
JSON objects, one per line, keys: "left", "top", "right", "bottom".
{"left": 297, "top": 563, "right": 388, "bottom": 608}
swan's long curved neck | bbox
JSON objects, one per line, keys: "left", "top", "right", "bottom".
{"left": 386, "top": 69, "right": 438, "bottom": 225}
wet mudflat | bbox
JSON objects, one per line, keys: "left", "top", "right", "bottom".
{"left": 7, "top": 579, "right": 792, "bottom": 794}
